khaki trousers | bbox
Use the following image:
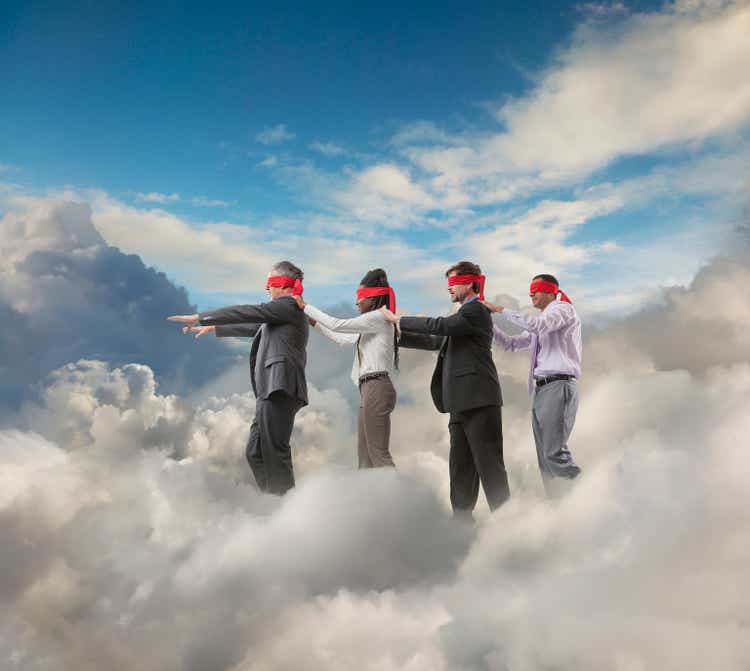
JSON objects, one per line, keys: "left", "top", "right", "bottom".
{"left": 357, "top": 375, "right": 397, "bottom": 468}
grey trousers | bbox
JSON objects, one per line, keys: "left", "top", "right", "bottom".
{"left": 532, "top": 379, "right": 581, "bottom": 489}
{"left": 246, "top": 390, "right": 304, "bottom": 495}
{"left": 357, "top": 375, "right": 397, "bottom": 468}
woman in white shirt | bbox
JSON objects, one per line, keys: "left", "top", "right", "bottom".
{"left": 294, "top": 268, "right": 399, "bottom": 468}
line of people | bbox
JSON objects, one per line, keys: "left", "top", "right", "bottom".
{"left": 168, "top": 259, "right": 582, "bottom": 516}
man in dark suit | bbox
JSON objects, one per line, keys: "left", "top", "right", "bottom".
{"left": 381, "top": 261, "right": 509, "bottom": 515}
{"left": 168, "top": 261, "right": 309, "bottom": 495}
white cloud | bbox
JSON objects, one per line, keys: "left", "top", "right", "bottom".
{"left": 190, "top": 196, "right": 232, "bottom": 208}
{"left": 255, "top": 123, "right": 296, "bottom": 145}
{"left": 256, "top": 154, "right": 279, "bottom": 168}
{"left": 389, "top": 1, "right": 750, "bottom": 209}
{"left": 3, "top": 248, "right": 750, "bottom": 670}
{"left": 332, "top": 164, "right": 435, "bottom": 225}
{"left": 135, "top": 192, "right": 181, "bottom": 204}
{"left": 575, "top": 1, "right": 629, "bottom": 17}
{"left": 494, "top": 1, "right": 750, "bottom": 175}
{"left": 309, "top": 140, "right": 346, "bottom": 157}
{"left": 462, "top": 194, "right": 624, "bottom": 300}
{"left": 135, "top": 193, "right": 232, "bottom": 208}
{"left": 88, "top": 192, "right": 276, "bottom": 292}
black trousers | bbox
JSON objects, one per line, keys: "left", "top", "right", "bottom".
{"left": 448, "top": 404, "right": 510, "bottom": 513}
{"left": 246, "top": 391, "right": 303, "bottom": 495}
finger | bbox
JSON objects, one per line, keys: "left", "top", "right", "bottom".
{"left": 182, "top": 326, "right": 190, "bottom": 334}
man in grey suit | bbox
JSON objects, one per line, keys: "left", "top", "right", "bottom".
{"left": 168, "top": 261, "right": 309, "bottom": 495}
{"left": 381, "top": 261, "right": 510, "bottom": 516}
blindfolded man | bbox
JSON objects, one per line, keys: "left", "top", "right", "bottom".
{"left": 168, "top": 261, "right": 309, "bottom": 496}
{"left": 381, "top": 261, "right": 510, "bottom": 518}
{"left": 483, "top": 274, "right": 582, "bottom": 496}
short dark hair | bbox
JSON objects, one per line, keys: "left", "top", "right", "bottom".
{"left": 446, "top": 260, "right": 482, "bottom": 294}
{"left": 359, "top": 267, "right": 398, "bottom": 370}
{"left": 533, "top": 273, "right": 558, "bottom": 286}
{"left": 273, "top": 260, "right": 304, "bottom": 281}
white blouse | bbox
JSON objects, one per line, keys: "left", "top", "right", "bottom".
{"left": 304, "top": 305, "right": 396, "bottom": 386}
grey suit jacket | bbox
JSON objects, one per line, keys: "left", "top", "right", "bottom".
{"left": 199, "top": 296, "right": 309, "bottom": 405}
{"left": 399, "top": 299, "right": 502, "bottom": 414}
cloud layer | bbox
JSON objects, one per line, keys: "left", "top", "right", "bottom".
{"left": 3, "top": 242, "right": 750, "bottom": 669}
{"left": 0, "top": 197, "right": 237, "bottom": 409}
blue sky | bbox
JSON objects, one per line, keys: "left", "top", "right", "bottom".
{"left": 2, "top": 0, "right": 749, "bottom": 317}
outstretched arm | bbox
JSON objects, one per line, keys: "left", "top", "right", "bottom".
{"left": 197, "top": 298, "right": 298, "bottom": 326}
{"left": 381, "top": 306, "right": 476, "bottom": 337}
{"left": 215, "top": 324, "right": 262, "bottom": 338}
{"left": 398, "top": 330, "right": 444, "bottom": 351}
{"left": 304, "top": 304, "right": 385, "bottom": 334}
{"left": 313, "top": 321, "right": 359, "bottom": 346}
{"left": 398, "top": 311, "right": 475, "bottom": 338}
{"left": 182, "top": 324, "right": 261, "bottom": 339}
{"left": 492, "top": 324, "right": 532, "bottom": 352}
{"left": 379, "top": 307, "right": 445, "bottom": 349}
{"left": 503, "top": 302, "right": 575, "bottom": 335}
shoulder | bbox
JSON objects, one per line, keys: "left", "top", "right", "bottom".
{"left": 275, "top": 296, "right": 305, "bottom": 318}
{"left": 460, "top": 300, "right": 490, "bottom": 319}
{"left": 549, "top": 301, "right": 578, "bottom": 319}
{"left": 364, "top": 309, "right": 388, "bottom": 324}
{"left": 276, "top": 296, "right": 300, "bottom": 310}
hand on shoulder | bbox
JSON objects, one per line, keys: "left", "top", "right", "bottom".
{"left": 480, "top": 301, "right": 504, "bottom": 313}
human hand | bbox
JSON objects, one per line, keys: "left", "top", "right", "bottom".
{"left": 379, "top": 307, "right": 399, "bottom": 324}
{"left": 185, "top": 325, "right": 216, "bottom": 339}
{"left": 292, "top": 295, "right": 306, "bottom": 310}
{"left": 167, "top": 314, "right": 200, "bottom": 327}
{"left": 480, "top": 301, "right": 504, "bottom": 313}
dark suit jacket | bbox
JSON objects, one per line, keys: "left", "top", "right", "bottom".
{"left": 199, "top": 296, "right": 309, "bottom": 405}
{"left": 399, "top": 299, "right": 502, "bottom": 413}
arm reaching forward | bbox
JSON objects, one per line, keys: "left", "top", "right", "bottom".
{"left": 492, "top": 324, "right": 532, "bottom": 352}
{"left": 503, "top": 302, "right": 576, "bottom": 335}
{"left": 197, "top": 298, "right": 299, "bottom": 327}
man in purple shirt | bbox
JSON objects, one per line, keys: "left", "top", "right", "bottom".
{"left": 483, "top": 274, "right": 582, "bottom": 495}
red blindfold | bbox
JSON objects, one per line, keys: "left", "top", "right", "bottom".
{"left": 356, "top": 287, "right": 396, "bottom": 312}
{"left": 266, "top": 275, "right": 304, "bottom": 296}
{"left": 529, "top": 280, "right": 571, "bottom": 303}
{"left": 448, "top": 274, "right": 486, "bottom": 300}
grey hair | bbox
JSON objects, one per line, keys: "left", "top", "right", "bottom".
{"left": 272, "top": 260, "right": 304, "bottom": 281}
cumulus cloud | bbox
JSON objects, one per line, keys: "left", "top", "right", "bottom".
{"left": 332, "top": 164, "right": 436, "bottom": 226}
{"left": 0, "top": 197, "right": 237, "bottom": 408}
{"left": 87, "top": 192, "right": 277, "bottom": 293}
{"left": 3, "top": 241, "right": 750, "bottom": 669}
{"left": 466, "top": 194, "right": 625, "bottom": 296}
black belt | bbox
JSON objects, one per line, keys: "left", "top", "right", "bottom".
{"left": 359, "top": 371, "right": 389, "bottom": 385}
{"left": 535, "top": 374, "right": 575, "bottom": 388}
